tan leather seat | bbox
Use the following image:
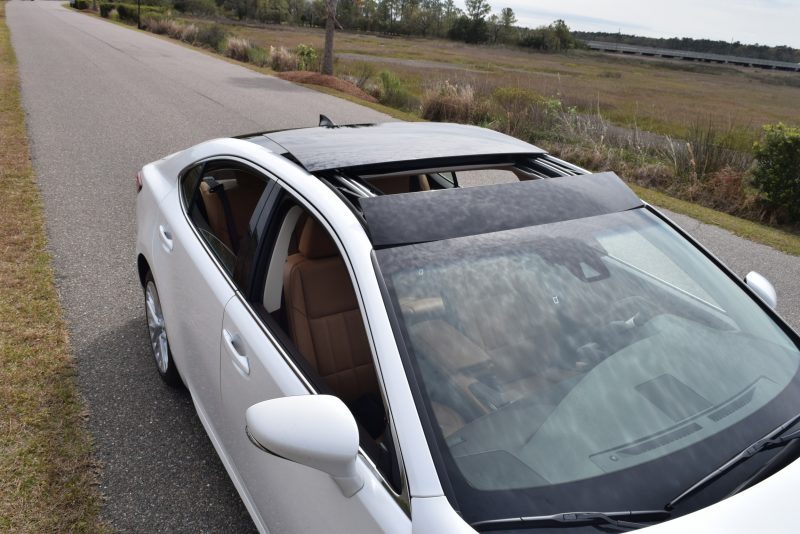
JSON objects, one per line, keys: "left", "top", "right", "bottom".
{"left": 198, "top": 171, "right": 266, "bottom": 252}
{"left": 369, "top": 175, "right": 431, "bottom": 195}
{"left": 199, "top": 181, "right": 232, "bottom": 249}
{"left": 283, "top": 217, "right": 378, "bottom": 403}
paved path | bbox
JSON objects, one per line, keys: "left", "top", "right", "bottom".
{"left": 6, "top": 1, "right": 799, "bottom": 532}
{"left": 7, "top": 2, "right": 388, "bottom": 532}
{"left": 660, "top": 209, "right": 799, "bottom": 329}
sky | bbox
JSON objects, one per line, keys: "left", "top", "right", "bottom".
{"left": 465, "top": 1, "right": 800, "bottom": 49}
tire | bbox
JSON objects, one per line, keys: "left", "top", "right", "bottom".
{"left": 143, "top": 271, "right": 182, "bottom": 387}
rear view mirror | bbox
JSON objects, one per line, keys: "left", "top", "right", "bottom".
{"left": 745, "top": 271, "right": 777, "bottom": 309}
{"left": 245, "top": 395, "right": 364, "bottom": 497}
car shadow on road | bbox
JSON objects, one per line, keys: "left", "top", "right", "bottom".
{"left": 75, "top": 316, "right": 257, "bottom": 533}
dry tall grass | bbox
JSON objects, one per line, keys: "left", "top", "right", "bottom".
{"left": 421, "top": 80, "right": 492, "bottom": 124}
{"left": 269, "top": 45, "right": 297, "bottom": 71}
{"left": 224, "top": 36, "right": 251, "bottom": 61}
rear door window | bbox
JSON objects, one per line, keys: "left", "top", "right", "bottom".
{"left": 181, "top": 160, "right": 272, "bottom": 284}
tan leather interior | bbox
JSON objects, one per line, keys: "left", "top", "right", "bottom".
{"left": 198, "top": 170, "right": 266, "bottom": 252}
{"left": 431, "top": 402, "right": 465, "bottom": 438}
{"left": 283, "top": 217, "right": 378, "bottom": 403}
{"left": 404, "top": 265, "right": 574, "bottom": 431}
{"left": 199, "top": 181, "right": 231, "bottom": 249}
{"left": 410, "top": 319, "right": 491, "bottom": 374}
{"left": 369, "top": 174, "right": 431, "bottom": 195}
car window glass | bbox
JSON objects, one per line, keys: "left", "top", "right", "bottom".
{"left": 255, "top": 193, "right": 400, "bottom": 491}
{"left": 180, "top": 164, "right": 203, "bottom": 207}
{"left": 597, "top": 228, "right": 717, "bottom": 305}
{"left": 183, "top": 161, "right": 269, "bottom": 277}
{"left": 376, "top": 208, "right": 800, "bottom": 522}
{"left": 456, "top": 168, "right": 519, "bottom": 187}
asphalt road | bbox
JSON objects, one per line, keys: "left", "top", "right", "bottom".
{"left": 8, "top": 2, "right": 387, "bottom": 532}
{"left": 6, "top": 2, "right": 800, "bottom": 532}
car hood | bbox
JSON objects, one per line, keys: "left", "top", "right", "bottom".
{"left": 646, "top": 456, "right": 800, "bottom": 532}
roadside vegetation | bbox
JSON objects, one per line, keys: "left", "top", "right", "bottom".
{"left": 76, "top": 0, "right": 800, "bottom": 244}
{"left": 0, "top": 2, "right": 108, "bottom": 531}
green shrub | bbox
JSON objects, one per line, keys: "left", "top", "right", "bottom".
{"left": 115, "top": 4, "right": 166, "bottom": 23}
{"left": 519, "top": 19, "right": 580, "bottom": 52}
{"left": 173, "top": 0, "right": 217, "bottom": 15}
{"left": 99, "top": 3, "right": 114, "bottom": 17}
{"left": 195, "top": 25, "right": 229, "bottom": 52}
{"left": 377, "top": 70, "right": 418, "bottom": 111}
{"left": 72, "top": 0, "right": 89, "bottom": 10}
{"left": 246, "top": 46, "right": 270, "bottom": 67}
{"left": 295, "top": 44, "right": 318, "bottom": 72}
{"left": 348, "top": 61, "right": 376, "bottom": 89}
{"left": 752, "top": 123, "right": 800, "bottom": 222}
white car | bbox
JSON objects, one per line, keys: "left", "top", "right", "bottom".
{"left": 136, "top": 120, "right": 800, "bottom": 533}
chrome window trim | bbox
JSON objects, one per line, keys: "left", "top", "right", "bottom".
{"left": 361, "top": 162, "right": 516, "bottom": 179}
{"left": 176, "top": 155, "right": 412, "bottom": 514}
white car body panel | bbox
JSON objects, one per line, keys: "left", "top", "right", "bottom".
{"left": 135, "top": 136, "right": 800, "bottom": 533}
{"left": 220, "top": 296, "right": 410, "bottom": 533}
{"left": 151, "top": 185, "right": 234, "bottom": 425}
{"left": 648, "top": 457, "right": 800, "bottom": 532}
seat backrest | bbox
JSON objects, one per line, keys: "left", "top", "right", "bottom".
{"left": 199, "top": 180, "right": 232, "bottom": 249}
{"left": 198, "top": 170, "right": 267, "bottom": 253}
{"left": 283, "top": 217, "right": 378, "bottom": 402}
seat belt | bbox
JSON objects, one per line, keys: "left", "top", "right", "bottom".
{"left": 203, "top": 176, "right": 239, "bottom": 253}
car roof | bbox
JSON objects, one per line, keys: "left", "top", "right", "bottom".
{"left": 243, "top": 122, "right": 546, "bottom": 173}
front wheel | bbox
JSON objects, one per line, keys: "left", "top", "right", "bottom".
{"left": 144, "top": 271, "right": 181, "bottom": 387}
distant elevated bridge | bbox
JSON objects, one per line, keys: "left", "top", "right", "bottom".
{"left": 585, "top": 41, "right": 800, "bottom": 72}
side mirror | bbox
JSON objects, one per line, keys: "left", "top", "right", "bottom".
{"left": 245, "top": 395, "right": 364, "bottom": 497}
{"left": 745, "top": 271, "right": 777, "bottom": 310}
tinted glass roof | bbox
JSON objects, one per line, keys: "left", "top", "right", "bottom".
{"left": 256, "top": 122, "right": 545, "bottom": 172}
{"left": 361, "top": 172, "right": 643, "bottom": 247}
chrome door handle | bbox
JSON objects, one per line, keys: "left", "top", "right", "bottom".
{"left": 158, "top": 224, "right": 173, "bottom": 252}
{"left": 223, "top": 329, "right": 250, "bottom": 375}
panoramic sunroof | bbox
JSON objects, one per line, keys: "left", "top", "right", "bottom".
{"left": 360, "top": 172, "right": 643, "bottom": 247}
{"left": 263, "top": 122, "right": 545, "bottom": 173}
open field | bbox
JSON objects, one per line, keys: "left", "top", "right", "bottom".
{"left": 214, "top": 20, "right": 800, "bottom": 143}
{"left": 108, "top": 8, "right": 800, "bottom": 245}
{"left": 0, "top": 2, "right": 107, "bottom": 531}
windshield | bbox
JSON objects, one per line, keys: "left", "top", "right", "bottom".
{"left": 375, "top": 208, "right": 800, "bottom": 524}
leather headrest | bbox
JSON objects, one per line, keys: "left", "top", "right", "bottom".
{"left": 298, "top": 217, "right": 339, "bottom": 259}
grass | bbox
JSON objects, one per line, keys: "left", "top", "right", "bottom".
{"left": 80, "top": 7, "right": 800, "bottom": 256}
{"left": 0, "top": 2, "right": 108, "bottom": 531}
{"left": 631, "top": 184, "right": 800, "bottom": 256}
{"left": 219, "top": 22, "right": 800, "bottom": 141}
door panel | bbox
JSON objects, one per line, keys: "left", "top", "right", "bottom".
{"left": 152, "top": 187, "right": 235, "bottom": 427}
{"left": 220, "top": 296, "right": 409, "bottom": 533}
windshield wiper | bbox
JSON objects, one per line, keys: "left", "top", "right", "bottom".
{"left": 666, "top": 414, "right": 800, "bottom": 510}
{"left": 471, "top": 510, "right": 671, "bottom": 531}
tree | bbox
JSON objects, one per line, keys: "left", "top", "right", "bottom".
{"left": 493, "top": 7, "right": 516, "bottom": 42}
{"left": 487, "top": 13, "right": 500, "bottom": 43}
{"left": 322, "top": 0, "right": 338, "bottom": 75}
{"left": 500, "top": 6, "right": 515, "bottom": 27}
{"left": 465, "top": 0, "right": 490, "bottom": 21}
